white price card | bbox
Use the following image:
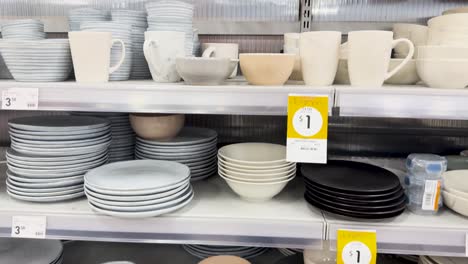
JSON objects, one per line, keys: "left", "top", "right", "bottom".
{"left": 2, "top": 88, "right": 39, "bottom": 110}
{"left": 11, "top": 216, "right": 46, "bottom": 239}
{"left": 286, "top": 94, "right": 328, "bottom": 163}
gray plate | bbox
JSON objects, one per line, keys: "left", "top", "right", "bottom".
{"left": 135, "top": 127, "right": 217, "bottom": 146}
{"left": 7, "top": 170, "right": 84, "bottom": 183}
{"left": 10, "top": 132, "right": 111, "bottom": 145}
{"left": 135, "top": 148, "right": 217, "bottom": 161}
{"left": 7, "top": 154, "right": 108, "bottom": 171}
{"left": 9, "top": 116, "right": 110, "bottom": 132}
{"left": 7, "top": 189, "right": 84, "bottom": 202}
{"left": 7, "top": 179, "right": 83, "bottom": 193}
{"left": 7, "top": 158, "right": 107, "bottom": 177}
{"left": 11, "top": 136, "right": 111, "bottom": 149}
{"left": 7, "top": 185, "right": 83, "bottom": 197}
{"left": 135, "top": 151, "right": 217, "bottom": 164}
{"left": 8, "top": 176, "right": 83, "bottom": 189}
{"left": 136, "top": 138, "right": 217, "bottom": 151}
{"left": 10, "top": 128, "right": 110, "bottom": 140}
{"left": 11, "top": 141, "right": 110, "bottom": 156}
{"left": 0, "top": 238, "right": 62, "bottom": 263}
{"left": 6, "top": 148, "right": 107, "bottom": 164}
{"left": 134, "top": 145, "right": 216, "bottom": 157}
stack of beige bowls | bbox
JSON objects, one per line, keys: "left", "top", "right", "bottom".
{"left": 442, "top": 170, "right": 468, "bottom": 217}
{"left": 217, "top": 143, "right": 296, "bottom": 202}
{"left": 417, "top": 12, "right": 468, "bottom": 89}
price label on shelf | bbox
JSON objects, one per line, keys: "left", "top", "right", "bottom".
{"left": 2, "top": 88, "right": 39, "bottom": 110}
{"left": 337, "top": 229, "right": 376, "bottom": 264}
{"left": 11, "top": 216, "right": 46, "bottom": 239}
{"left": 286, "top": 94, "right": 328, "bottom": 163}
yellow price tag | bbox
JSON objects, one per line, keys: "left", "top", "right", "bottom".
{"left": 337, "top": 229, "right": 377, "bottom": 264}
{"left": 286, "top": 94, "right": 328, "bottom": 163}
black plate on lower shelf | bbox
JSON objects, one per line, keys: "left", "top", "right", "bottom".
{"left": 305, "top": 191, "right": 407, "bottom": 212}
{"left": 304, "top": 193, "right": 406, "bottom": 219}
{"left": 301, "top": 160, "right": 401, "bottom": 194}
{"left": 306, "top": 182, "right": 405, "bottom": 204}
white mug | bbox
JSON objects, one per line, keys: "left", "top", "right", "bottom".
{"left": 68, "top": 31, "right": 125, "bottom": 83}
{"left": 144, "top": 31, "right": 185, "bottom": 83}
{"left": 348, "top": 30, "right": 414, "bottom": 87}
{"left": 202, "top": 43, "right": 239, "bottom": 78}
{"left": 299, "top": 31, "right": 341, "bottom": 86}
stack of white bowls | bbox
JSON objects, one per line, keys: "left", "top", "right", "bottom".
{"left": 1, "top": 19, "right": 45, "bottom": 40}
{"left": 71, "top": 112, "right": 135, "bottom": 163}
{"left": 6, "top": 116, "right": 111, "bottom": 202}
{"left": 146, "top": 0, "right": 195, "bottom": 56}
{"left": 85, "top": 160, "right": 194, "bottom": 218}
{"left": 442, "top": 170, "right": 468, "bottom": 217}
{"left": 0, "top": 39, "right": 72, "bottom": 82}
{"left": 218, "top": 143, "right": 296, "bottom": 202}
{"left": 283, "top": 33, "right": 302, "bottom": 81}
{"left": 111, "top": 10, "right": 150, "bottom": 79}
{"left": 80, "top": 22, "right": 133, "bottom": 81}
{"left": 182, "top": 245, "right": 268, "bottom": 259}
{"left": 417, "top": 13, "right": 468, "bottom": 88}
{"left": 68, "top": 8, "right": 110, "bottom": 31}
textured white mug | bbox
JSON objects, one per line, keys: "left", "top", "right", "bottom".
{"left": 144, "top": 31, "right": 185, "bottom": 83}
{"left": 299, "top": 31, "right": 341, "bottom": 86}
{"left": 348, "top": 30, "right": 414, "bottom": 87}
{"left": 69, "top": 31, "right": 125, "bottom": 83}
{"left": 202, "top": 43, "right": 239, "bottom": 78}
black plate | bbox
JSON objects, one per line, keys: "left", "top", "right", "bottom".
{"left": 304, "top": 180, "right": 405, "bottom": 201}
{"left": 301, "top": 160, "right": 401, "bottom": 194}
{"left": 305, "top": 191, "right": 407, "bottom": 212}
{"left": 304, "top": 194, "right": 406, "bottom": 219}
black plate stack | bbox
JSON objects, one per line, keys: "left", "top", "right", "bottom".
{"left": 302, "top": 160, "right": 406, "bottom": 219}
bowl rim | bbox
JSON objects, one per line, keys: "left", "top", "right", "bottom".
{"left": 218, "top": 155, "right": 295, "bottom": 169}
{"left": 218, "top": 164, "right": 296, "bottom": 177}
{"left": 219, "top": 169, "right": 296, "bottom": 183}
{"left": 219, "top": 173, "right": 295, "bottom": 185}
{"left": 218, "top": 159, "right": 296, "bottom": 172}
{"left": 240, "top": 53, "right": 296, "bottom": 57}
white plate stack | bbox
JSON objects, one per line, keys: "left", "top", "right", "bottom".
{"left": 71, "top": 112, "right": 135, "bottom": 163}
{"left": 0, "top": 238, "right": 63, "bottom": 263}
{"left": 146, "top": 0, "right": 195, "bottom": 56}
{"left": 1, "top": 19, "right": 45, "bottom": 40}
{"left": 442, "top": 170, "right": 468, "bottom": 217}
{"left": 80, "top": 22, "right": 133, "bottom": 81}
{"left": 6, "top": 116, "right": 111, "bottom": 202}
{"left": 218, "top": 143, "right": 296, "bottom": 202}
{"left": 182, "top": 245, "right": 268, "bottom": 259}
{"left": 68, "top": 8, "right": 110, "bottom": 31}
{"left": 85, "top": 160, "right": 194, "bottom": 218}
{"left": 111, "top": 10, "right": 151, "bottom": 79}
{"left": 135, "top": 127, "right": 218, "bottom": 181}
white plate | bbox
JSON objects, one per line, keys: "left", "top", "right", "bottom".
{"left": 7, "top": 171, "right": 84, "bottom": 183}
{"left": 135, "top": 152, "right": 217, "bottom": 164}
{"left": 135, "top": 142, "right": 216, "bottom": 155}
{"left": 135, "top": 127, "right": 217, "bottom": 146}
{"left": 7, "top": 189, "right": 84, "bottom": 202}
{"left": 9, "top": 116, "right": 109, "bottom": 132}
{"left": 7, "top": 178, "right": 83, "bottom": 193}
{"left": 84, "top": 160, "right": 190, "bottom": 193}
{"left": 7, "top": 154, "right": 108, "bottom": 170}
{"left": 10, "top": 128, "right": 110, "bottom": 140}
{"left": 0, "top": 238, "right": 62, "bottom": 263}
{"left": 88, "top": 191, "right": 194, "bottom": 218}
{"left": 12, "top": 141, "right": 110, "bottom": 156}
{"left": 135, "top": 148, "right": 217, "bottom": 161}
{"left": 7, "top": 156, "right": 107, "bottom": 176}
{"left": 88, "top": 186, "right": 193, "bottom": 212}
{"left": 135, "top": 145, "right": 216, "bottom": 157}
{"left": 6, "top": 148, "right": 107, "bottom": 164}
{"left": 11, "top": 136, "right": 111, "bottom": 149}
{"left": 136, "top": 138, "right": 216, "bottom": 150}
{"left": 7, "top": 185, "right": 83, "bottom": 197}
{"left": 10, "top": 133, "right": 111, "bottom": 145}
{"left": 8, "top": 176, "right": 83, "bottom": 188}
{"left": 84, "top": 181, "right": 188, "bottom": 202}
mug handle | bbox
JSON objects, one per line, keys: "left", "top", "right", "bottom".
{"left": 385, "top": 38, "right": 415, "bottom": 80}
{"left": 202, "top": 46, "right": 216, "bottom": 58}
{"left": 109, "top": 39, "right": 126, "bottom": 74}
{"left": 143, "top": 39, "right": 162, "bottom": 76}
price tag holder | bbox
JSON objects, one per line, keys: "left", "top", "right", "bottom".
{"left": 337, "top": 229, "right": 377, "bottom": 264}
{"left": 2, "top": 88, "right": 39, "bottom": 110}
{"left": 11, "top": 216, "right": 46, "bottom": 239}
{"left": 286, "top": 94, "right": 328, "bottom": 163}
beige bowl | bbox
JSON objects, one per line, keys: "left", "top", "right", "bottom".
{"left": 218, "top": 143, "right": 288, "bottom": 166}
{"left": 417, "top": 59, "right": 468, "bottom": 89}
{"left": 385, "top": 59, "right": 420, "bottom": 85}
{"left": 199, "top": 256, "right": 250, "bottom": 264}
{"left": 443, "top": 7, "right": 468, "bottom": 15}
{"left": 130, "top": 113, "right": 185, "bottom": 140}
{"left": 240, "top": 53, "right": 295, "bottom": 85}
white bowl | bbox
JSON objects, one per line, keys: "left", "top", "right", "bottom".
{"left": 218, "top": 165, "right": 296, "bottom": 180}
{"left": 427, "top": 27, "right": 468, "bottom": 46}
{"left": 176, "top": 57, "right": 230, "bottom": 85}
{"left": 219, "top": 169, "right": 295, "bottom": 183}
{"left": 417, "top": 59, "right": 468, "bottom": 89}
{"left": 219, "top": 159, "right": 296, "bottom": 174}
{"left": 418, "top": 46, "right": 468, "bottom": 60}
{"left": 219, "top": 173, "right": 293, "bottom": 202}
{"left": 218, "top": 155, "right": 294, "bottom": 170}
{"left": 443, "top": 7, "right": 468, "bottom": 15}
{"left": 218, "top": 143, "right": 288, "bottom": 166}
{"left": 442, "top": 190, "right": 468, "bottom": 217}
{"left": 428, "top": 13, "right": 468, "bottom": 28}
{"left": 385, "top": 59, "right": 419, "bottom": 85}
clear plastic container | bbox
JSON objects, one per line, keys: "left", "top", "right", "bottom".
{"left": 406, "top": 153, "right": 447, "bottom": 177}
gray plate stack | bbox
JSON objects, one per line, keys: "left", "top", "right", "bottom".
{"left": 135, "top": 127, "right": 218, "bottom": 181}
{"left": 111, "top": 9, "right": 150, "bottom": 79}
{"left": 71, "top": 112, "right": 135, "bottom": 163}
{"left": 0, "top": 238, "right": 63, "bottom": 264}
{"left": 68, "top": 8, "right": 110, "bottom": 31}
{"left": 182, "top": 245, "right": 269, "bottom": 259}
{"left": 80, "top": 22, "right": 132, "bottom": 81}
{"left": 6, "top": 116, "right": 111, "bottom": 202}
{"left": 1, "top": 19, "right": 45, "bottom": 40}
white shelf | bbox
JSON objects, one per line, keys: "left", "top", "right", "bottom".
{"left": 0, "top": 166, "right": 325, "bottom": 248}
{"left": 0, "top": 80, "right": 333, "bottom": 116}
{"left": 335, "top": 85, "right": 468, "bottom": 120}
{"left": 324, "top": 210, "right": 468, "bottom": 257}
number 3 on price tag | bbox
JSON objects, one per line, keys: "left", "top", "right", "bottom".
{"left": 337, "top": 229, "right": 377, "bottom": 264}
{"left": 2, "top": 88, "right": 39, "bottom": 110}
{"left": 286, "top": 95, "right": 328, "bottom": 163}
{"left": 11, "top": 216, "right": 46, "bottom": 239}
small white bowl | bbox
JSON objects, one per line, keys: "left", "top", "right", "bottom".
{"left": 417, "top": 59, "right": 468, "bottom": 89}
{"left": 219, "top": 173, "right": 294, "bottom": 202}
{"left": 218, "top": 165, "right": 296, "bottom": 181}
{"left": 385, "top": 59, "right": 419, "bottom": 85}
{"left": 219, "top": 170, "right": 295, "bottom": 183}
{"left": 418, "top": 46, "right": 468, "bottom": 60}
{"left": 218, "top": 155, "right": 294, "bottom": 170}
{"left": 218, "top": 143, "right": 288, "bottom": 166}
{"left": 176, "top": 57, "right": 231, "bottom": 85}
{"left": 219, "top": 159, "right": 296, "bottom": 174}
{"left": 428, "top": 13, "right": 468, "bottom": 28}
{"left": 442, "top": 190, "right": 468, "bottom": 217}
